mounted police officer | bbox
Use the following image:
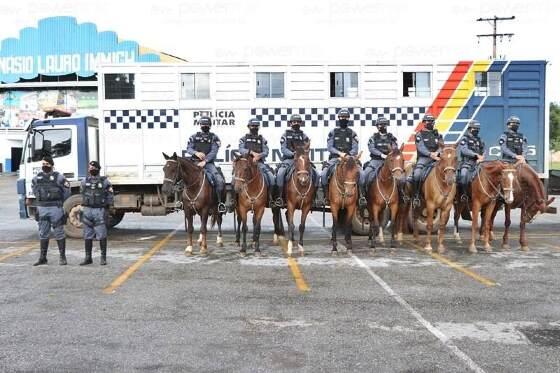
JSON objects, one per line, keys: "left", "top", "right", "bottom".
{"left": 79, "top": 161, "right": 113, "bottom": 266}
{"left": 411, "top": 113, "right": 444, "bottom": 207}
{"left": 321, "top": 108, "right": 362, "bottom": 206}
{"left": 457, "top": 120, "right": 485, "bottom": 201}
{"left": 360, "top": 116, "right": 398, "bottom": 200}
{"left": 274, "top": 114, "right": 319, "bottom": 207}
{"left": 499, "top": 116, "right": 527, "bottom": 163}
{"left": 186, "top": 115, "right": 227, "bottom": 213}
{"left": 31, "top": 155, "right": 70, "bottom": 266}
{"left": 238, "top": 118, "right": 276, "bottom": 205}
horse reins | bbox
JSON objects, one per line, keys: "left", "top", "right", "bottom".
{"left": 165, "top": 159, "right": 206, "bottom": 215}
{"left": 334, "top": 160, "right": 357, "bottom": 207}
{"left": 376, "top": 156, "right": 403, "bottom": 208}
{"left": 434, "top": 148, "right": 456, "bottom": 202}
{"left": 291, "top": 167, "right": 313, "bottom": 210}
{"left": 234, "top": 158, "right": 266, "bottom": 212}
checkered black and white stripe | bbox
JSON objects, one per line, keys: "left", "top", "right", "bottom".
{"left": 104, "top": 109, "right": 179, "bottom": 130}
{"left": 250, "top": 107, "right": 426, "bottom": 128}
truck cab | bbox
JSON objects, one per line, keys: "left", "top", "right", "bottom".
{"left": 17, "top": 116, "right": 99, "bottom": 234}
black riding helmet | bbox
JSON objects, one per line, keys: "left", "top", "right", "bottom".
{"left": 288, "top": 114, "right": 303, "bottom": 126}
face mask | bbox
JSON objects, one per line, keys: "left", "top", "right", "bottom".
{"left": 471, "top": 129, "right": 479, "bottom": 136}
{"left": 339, "top": 119, "right": 349, "bottom": 127}
{"left": 509, "top": 124, "right": 519, "bottom": 132}
{"left": 90, "top": 169, "right": 100, "bottom": 176}
{"left": 42, "top": 165, "right": 52, "bottom": 173}
{"left": 249, "top": 127, "right": 259, "bottom": 135}
{"left": 291, "top": 124, "right": 300, "bottom": 131}
{"left": 425, "top": 122, "right": 434, "bottom": 130}
{"left": 201, "top": 125, "right": 210, "bottom": 133}
{"left": 379, "top": 126, "right": 387, "bottom": 134}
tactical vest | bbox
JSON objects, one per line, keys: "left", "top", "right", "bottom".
{"left": 285, "top": 129, "right": 306, "bottom": 152}
{"left": 505, "top": 131, "right": 524, "bottom": 156}
{"left": 462, "top": 134, "right": 484, "bottom": 160}
{"left": 370, "top": 133, "right": 394, "bottom": 160}
{"left": 192, "top": 132, "right": 215, "bottom": 155}
{"left": 35, "top": 172, "right": 63, "bottom": 206}
{"left": 82, "top": 176, "right": 107, "bottom": 208}
{"left": 243, "top": 134, "right": 264, "bottom": 153}
{"left": 417, "top": 129, "right": 440, "bottom": 157}
{"left": 332, "top": 127, "right": 353, "bottom": 155}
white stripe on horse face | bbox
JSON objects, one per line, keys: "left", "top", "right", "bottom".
{"left": 507, "top": 172, "right": 514, "bottom": 201}
{"left": 300, "top": 155, "right": 305, "bottom": 168}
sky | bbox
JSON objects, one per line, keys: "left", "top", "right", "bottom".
{"left": 1, "top": 0, "right": 558, "bottom": 101}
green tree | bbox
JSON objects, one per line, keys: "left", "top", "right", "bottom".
{"left": 550, "top": 102, "right": 560, "bottom": 150}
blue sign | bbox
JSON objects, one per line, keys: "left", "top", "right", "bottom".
{"left": 0, "top": 16, "right": 161, "bottom": 83}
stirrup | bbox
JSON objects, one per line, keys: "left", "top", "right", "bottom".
{"left": 274, "top": 197, "right": 284, "bottom": 208}
{"left": 412, "top": 196, "right": 421, "bottom": 208}
{"left": 460, "top": 194, "right": 469, "bottom": 202}
{"left": 358, "top": 196, "right": 367, "bottom": 207}
{"left": 217, "top": 202, "right": 227, "bottom": 213}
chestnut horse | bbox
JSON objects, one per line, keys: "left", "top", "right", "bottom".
{"left": 161, "top": 152, "right": 223, "bottom": 256}
{"left": 412, "top": 146, "right": 458, "bottom": 253}
{"left": 488, "top": 163, "right": 554, "bottom": 251}
{"left": 452, "top": 161, "right": 516, "bottom": 253}
{"left": 367, "top": 149, "right": 405, "bottom": 251}
{"left": 232, "top": 154, "right": 268, "bottom": 256}
{"left": 329, "top": 153, "right": 362, "bottom": 255}
{"left": 283, "top": 144, "right": 317, "bottom": 257}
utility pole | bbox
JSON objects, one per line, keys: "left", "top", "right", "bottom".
{"left": 476, "top": 16, "right": 515, "bottom": 59}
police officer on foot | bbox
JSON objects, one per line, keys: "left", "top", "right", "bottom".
{"left": 499, "top": 116, "right": 527, "bottom": 163}
{"left": 31, "top": 155, "right": 70, "bottom": 266}
{"left": 238, "top": 118, "right": 276, "bottom": 205}
{"left": 186, "top": 115, "right": 228, "bottom": 213}
{"left": 80, "top": 161, "right": 113, "bottom": 266}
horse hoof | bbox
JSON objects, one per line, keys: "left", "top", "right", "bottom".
{"left": 239, "top": 251, "right": 246, "bottom": 257}
{"left": 437, "top": 245, "right": 446, "bottom": 254}
{"left": 331, "top": 250, "right": 338, "bottom": 257}
{"left": 468, "top": 245, "right": 477, "bottom": 254}
{"left": 521, "top": 246, "right": 529, "bottom": 252}
{"left": 347, "top": 249, "right": 353, "bottom": 256}
{"left": 185, "top": 246, "right": 193, "bottom": 256}
{"left": 273, "top": 234, "right": 278, "bottom": 245}
{"left": 217, "top": 236, "right": 224, "bottom": 247}
{"left": 255, "top": 251, "right": 262, "bottom": 257}
{"left": 502, "top": 244, "right": 511, "bottom": 251}
{"left": 396, "top": 233, "right": 403, "bottom": 242}
{"left": 287, "top": 240, "right": 293, "bottom": 257}
{"left": 424, "top": 246, "right": 432, "bottom": 253}
{"left": 484, "top": 246, "right": 493, "bottom": 253}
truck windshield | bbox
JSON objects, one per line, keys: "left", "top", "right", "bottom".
{"left": 32, "top": 129, "right": 72, "bottom": 162}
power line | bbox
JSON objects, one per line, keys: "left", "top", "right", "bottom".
{"left": 476, "top": 16, "right": 515, "bottom": 59}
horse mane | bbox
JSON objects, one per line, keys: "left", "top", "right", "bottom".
{"left": 518, "top": 163, "right": 545, "bottom": 201}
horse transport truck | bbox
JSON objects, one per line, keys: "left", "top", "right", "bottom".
{"left": 17, "top": 60, "right": 551, "bottom": 237}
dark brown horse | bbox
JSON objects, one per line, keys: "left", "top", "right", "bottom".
{"left": 161, "top": 152, "right": 223, "bottom": 256}
{"left": 282, "top": 144, "right": 317, "bottom": 257}
{"left": 453, "top": 161, "right": 516, "bottom": 253}
{"left": 329, "top": 152, "right": 362, "bottom": 255}
{"left": 367, "top": 149, "right": 405, "bottom": 251}
{"left": 410, "top": 146, "right": 458, "bottom": 253}
{"left": 488, "top": 163, "right": 554, "bottom": 251}
{"left": 232, "top": 154, "right": 268, "bottom": 256}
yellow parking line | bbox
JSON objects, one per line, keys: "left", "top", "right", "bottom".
{"left": 0, "top": 244, "right": 36, "bottom": 262}
{"left": 405, "top": 240, "right": 498, "bottom": 287}
{"left": 278, "top": 237, "right": 310, "bottom": 292}
{"left": 103, "top": 226, "right": 180, "bottom": 294}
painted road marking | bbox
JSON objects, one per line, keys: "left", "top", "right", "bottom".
{"left": 0, "top": 244, "right": 36, "bottom": 262}
{"left": 278, "top": 237, "right": 310, "bottom": 292}
{"left": 103, "top": 224, "right": 182, "bottom": 294}
{"left": 405, "top": 240, "right": 498, "bottom": 287}
{"left": 352, "top": 255, "right": 486, "bottom": 373}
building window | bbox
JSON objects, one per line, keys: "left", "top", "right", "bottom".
{"left": 181, "top": 73, "right": 210, "bottom": 99}
{"left": 256, "top": 72, "right": 284, "bottom": 98}
{"left": 403, "top": 72, "right": 431, "bottom": 97}
{"left": 104, "top": 73, "right": 135, "bottom": 100}
{"left": 330, "top": 72, "right": 358, "bottom": 98}
{"left": 475, "top": 71, "right": 502, "bottom": 96}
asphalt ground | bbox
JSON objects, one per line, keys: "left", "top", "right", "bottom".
{"left": 1, "top": 174, "right": 560, "bottom": 372}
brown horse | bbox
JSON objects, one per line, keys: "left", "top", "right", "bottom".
{"left": 232, "top": 154, "right": 268, "bottom": 256}
{"left": 282, "top": 144, "right": 317, "bottom": 257}
{"left": 453, "top": 161, "right": 517, "bottom": 253}
{"left": 329, "top": 153, "right": 362, "bottom": 255}
{"left": 488, "top": 163, "right": 554, "bottom": 251}
{"left": 161, "top": 152, "right": 223, "bottom": 256}
{"left": 367, "top": 149, "right": 405, "bottom": 251}
{"left": 412, "top": 146, "right": 458, "bottom": 253}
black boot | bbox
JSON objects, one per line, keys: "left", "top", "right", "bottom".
{"left": 412, "top": 179, "right": 421, "bottom": 208}
{"left": 216, "top": 189, "right": 227, "bottom": 213}
{"left": 80, "top": 239, "right": 93, "bottom": 266}
{"left": 322, "top": 184, "right": 329, "bottom": 206}
{"left": 33, "top": 239, "right": 49, "bottom": 266}
{"left": 274, "top": 185, "right": 284, "bottom": 208}
{"left": 358, "top": 184, "right": 368, "bottom": 208}
{"left": 100, "top": 238, "right": 107, "bottom": 266}
{"left": 268, "top": 185, "right": 276, "bottom": 208}
{"left": 57, "top": 238, "right": 67, "bottom": 265}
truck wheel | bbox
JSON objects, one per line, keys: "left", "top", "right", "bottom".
{"left": 352, "top": 209, "right": 390, "bottom": 236}
{"left": 63, "top": 194, "right": 84, "bottom": 239}
{"left": 108, "top": 211, "right": 125, "bottom": 228}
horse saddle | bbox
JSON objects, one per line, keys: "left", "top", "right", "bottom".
{"left": 420, "top": 162, "right": 436, "bottom": 183}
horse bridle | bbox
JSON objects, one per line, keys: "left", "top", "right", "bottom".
{"left": 434, "top": 148, "right": 457, "bottom": 201}
{"left": 376, "top": 155, "right": 403, "bottom": 207}
{"left": 334, "top": 158, "right": 358, "bottom": 205}
{"left": 164, "top": 158, "right": 206, "bottom": 213}
{"left": 233, "top": 158, "right": 265, "bottom": 211}
{"left": 290, "top": 159, "right": 313, "bottom": 210}
{"left": 477, "top": 165, "right": 516, "bottom": 201}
